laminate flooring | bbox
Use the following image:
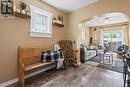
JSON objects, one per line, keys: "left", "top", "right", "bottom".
{"left": 8, "top": 64, "right": 123, "bottom": 87}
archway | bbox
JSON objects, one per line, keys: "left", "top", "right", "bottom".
{"left": 77, "top": 12, "right": 129, "bottom": 50}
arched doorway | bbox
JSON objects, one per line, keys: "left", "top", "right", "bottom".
{"left": 77, "top": 12, "right": 129, "bottom": 50}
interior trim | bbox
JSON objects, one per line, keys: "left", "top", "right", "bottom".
{"left": 0, "top": 65, "right": 56, "bottom": 87}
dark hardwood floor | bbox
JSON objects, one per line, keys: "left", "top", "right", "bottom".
{"left": 8, "top": 63, "right": 123, "bottom": 87}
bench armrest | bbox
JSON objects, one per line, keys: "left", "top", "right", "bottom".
{"left": 19, "top": 59, "right": 25, "bottom": 71}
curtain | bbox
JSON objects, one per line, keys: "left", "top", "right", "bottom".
{"left": 99, "top": 28, "right": 104, "bottom": 46}
{"left": 122, "top": 25, "right": 129, "bottom": 45}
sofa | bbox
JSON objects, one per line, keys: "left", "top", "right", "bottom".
{"left": 80, "top": 44, "right": 97, "bottom": 63}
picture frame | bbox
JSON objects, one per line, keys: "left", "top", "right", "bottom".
{"left": 1, "top": 0, "right": 14, "bottom": 14}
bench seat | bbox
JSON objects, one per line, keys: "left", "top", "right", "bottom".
{"left": 24, "top": 62, "right": 54, "bottom": 71}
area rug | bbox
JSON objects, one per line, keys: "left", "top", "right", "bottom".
{"left": 87, "top": 55, "right": 123, "bottom": 73}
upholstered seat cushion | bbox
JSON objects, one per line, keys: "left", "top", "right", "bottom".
{"left": 80, "top": 44, "right": 97, "bottom": 62}
{"left": 114, "top": 45, "right": 128, "bottom": 54}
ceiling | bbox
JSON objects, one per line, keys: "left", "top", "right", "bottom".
{"left": 86, "top": 12, "right": 129, "bottom": 27}
{"left": 41, "top": 0, "right": 99, "bottom": 13}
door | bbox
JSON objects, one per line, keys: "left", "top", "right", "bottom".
{"left": 103, "top": 30, "right": 123, "bottom": 51}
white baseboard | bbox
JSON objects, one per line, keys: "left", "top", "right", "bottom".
{"left": 0, "top": 78, "right": 18, "bottom": 87}
{"left": 0, "top": 65, "right": 56, "bottom": 87}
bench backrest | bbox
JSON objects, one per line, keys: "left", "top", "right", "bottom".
{"left": 18, "top": 47, "right": 44, "bottom": 66}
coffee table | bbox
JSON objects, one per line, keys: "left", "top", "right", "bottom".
{"left": 99, "top": 52, "right": 113, "bottom": 64}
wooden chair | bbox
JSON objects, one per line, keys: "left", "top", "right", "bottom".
{"left": 59, "top": 40, "right": 79, "bottom": 68}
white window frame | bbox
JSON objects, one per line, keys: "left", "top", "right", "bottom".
{"left": 81, "top": 27, "right": 86, "bottom": 41}
{"left": 29, "top": 5, "right": 53, "bottom": 38}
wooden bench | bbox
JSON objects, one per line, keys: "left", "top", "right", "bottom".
{"left": 18, "top": 47, "right": 56, "bottom": 87}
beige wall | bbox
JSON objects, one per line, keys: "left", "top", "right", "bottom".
{"left": 68, "top": 0, "right": 130, "bottom": 47}
{"left": 0, "top": 0, "right": 68, "bottom": 83}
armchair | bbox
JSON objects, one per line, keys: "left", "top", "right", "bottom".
{"left": 114, "top": 45, "right": 128, "bottom": 59}
{"left": 80, "top": 44, "right": 97, "bottom": 63}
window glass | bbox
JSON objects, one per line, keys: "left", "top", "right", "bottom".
{"left": 30, "top": 5, "right": 53, "bottom": 38}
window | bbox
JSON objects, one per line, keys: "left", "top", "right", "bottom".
{"left": 30, "top": 5, "right": 53, "bottom": 38}
{"left": 81, "top": 27, "right": 86, "bottom": 41}
{"left": 103, "top": 31, "right": 123, "bottom": 51}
